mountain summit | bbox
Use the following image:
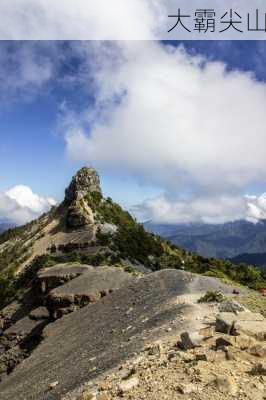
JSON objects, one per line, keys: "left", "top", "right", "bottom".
{"left": 0, "top": 166, "right": 168, "bottom": 280}
{"left": 64, "top": 167, "right": 101, "bottom": 228}
{"left": 65, "top": 167, "right": 102, "bottom": 203}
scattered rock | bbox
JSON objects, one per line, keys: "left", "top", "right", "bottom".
{"left": 216, "top": 312, "right": 266, "bottom": 340}
{"left": 225, "top": 347, "right": 239, "bottom": 361}
{"left": 234, "top": 334, "right": 254, "bottom": 350}
{"left": 177, "top": 351, "right": 196, "bottom": 363}
{"left": 147, "top": 341, "right": 163, "bottom": 356}
{"left": 118, "top": 377, "right": 139, "bottom": 393}
{"left": 79, "top": 391, "right": 97, "bottom": 400}
{"left": 176, "top": 383, "right": 197, "bottom": 394}
{"left": 99, "top": 382, "right": 111, "bottom": 391}
{"left": 216, "top": 336, "right": 233, "bottom": 349}
{"left": 195, "top": 349, "right": 226, "bottom": 363}
{"left": 213, "top": 376, "right": 238, "bottom": 395}
{"left": 233, "top": 319, "right": 266, "bottom": 341}
{"left": 216, "top": 313, "right": 236, "bottom": 334}
{"left": 218, "top": 301, "right": 246, "bottom": 314}
{"left": 216, "top": 334, "right": 253, "bottom": 351}
{"left": 199, "top": 326, "right": 214, "bottom": 339}
{"left": 250, "top": 344, "right": 266, "bottom": 358}
{"left": 97, "top": 394, "right": 110, "bottom": 400}
{"left": 48, "top": 381, "right": 59, "bottom": 390}
{"left": 180, "top": 331, "right": 204, "bottom": 350}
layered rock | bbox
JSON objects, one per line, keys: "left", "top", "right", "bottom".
{"left": 65, "top": 167, "right": 101, "bottom": 203}
{"left": 64, "top": 167, "right": 101, "bottom": 228}
{"left": 37, "top": 263, "right": 94, "bottom": 294}
{"left": 46, "top": 266, "right": 135, "bottom": 319}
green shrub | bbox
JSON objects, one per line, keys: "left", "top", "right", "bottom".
{"left": 198, "top": 291, "right": 225, "bottom": 303}
{"left": 0, "top": 272, "right": 16, "bottom": 308}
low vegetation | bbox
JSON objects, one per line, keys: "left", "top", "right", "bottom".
{"left": 0, "top": 192, "right": 266, "bottom": 310}
{"left": 236, "top": 292, "right": 266, "bottom": 318}
{"left": 198, "top": 291, "right": 225, "bottom": 303}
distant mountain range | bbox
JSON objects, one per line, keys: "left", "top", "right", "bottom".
{"left": 145, "top": 219, "right": 266, "bottom": 268}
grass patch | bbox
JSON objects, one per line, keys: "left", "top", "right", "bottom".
{"left": 236, "top": 292, "right": 266, "bottom": 318}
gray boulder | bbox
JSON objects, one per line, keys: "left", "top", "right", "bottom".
{"left": 218, "top": 301, "right": 246, "bottom": 314}
{"left": 216, "top": 312, "right": 266, "bottom": 340}
{"left": 180, "top": 331, "right": 204, "bottom": 350}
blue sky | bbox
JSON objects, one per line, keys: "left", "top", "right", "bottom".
{"left": 1, "top": 40, "right": 266, "bottom": 225}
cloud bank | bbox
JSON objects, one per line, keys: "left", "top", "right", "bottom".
{"left": 0, "top": 0, "right": 163, "bottom": 40}
{"left": 133, "top": 193, "right": 266, "bottom": 224}
{"left": 0, "top": 185, "right": 56, "bottom": 225}
{"left": 63, "top": 41, "right": 266, "bottom": 224}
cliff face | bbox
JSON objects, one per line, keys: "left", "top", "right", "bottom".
{"left": 65, "top": 167, "right": 102, "bottom": 203}
{"left": 64, "top": 167, "right": 102, "bottom": 229}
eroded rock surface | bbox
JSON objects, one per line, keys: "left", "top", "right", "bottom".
{"left": 65, "top": 167, "right": 102, "bottom": 203}
{"left": 46, "top": 267, "right": 136, "bottom": 319}
{"left": 64, "top": 167, "right": 102, "bottom": 228}
{"left": 37, "top": 263, "right": 94, "bottom": 294}
{"left": 0, "top": 269, "right": 237, "bottom": 400}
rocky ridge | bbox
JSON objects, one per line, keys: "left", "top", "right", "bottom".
{"left": 64, "top": 300, "right": 266, "bottom": 400}
{"left": 1, "top": 267, "right": 265, "bottom": 400}
{"left": 0, "top": 262, "right": 137, "bottom": 382}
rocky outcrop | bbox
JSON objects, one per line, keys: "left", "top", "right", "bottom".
{"left": 216, "top": 311, "right": 266, "bottom": 340}
{"left": 64, "top": 167, "right": 101, "bottom": 228}
{"left": 67, "top": 198, "right": 95, "bottom": 228}
{"left": 46, "top": 267, "right": 136, "bottom": 319}
{"left": 0, "top": 316, "right": 48, "bottom": 381}
{"left": 37, "top": 263, "right": 94, "bottom": 294}
{"left": 65, "top": 167, "right": 102, "bottom": 203}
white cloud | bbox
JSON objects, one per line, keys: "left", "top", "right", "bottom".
{"left": 246, "top": 193, "right": 266, "bottom": 223}
{"left": 0, "top": 185, "right": 56, "bottom": 225}
{"left": 132, "top": 194, "right": 246, "bottom": 224}
{"left": 133, "top": 193, "right": 266, "bottom": 224}
{"left": 62, "top": 41, "right": 266, "bottom": 224}
{"left": 64, "top": 42, "right": 266, "bottom": 189}
{"left": 0, "top": 0, "right": 164, "bottom": 40}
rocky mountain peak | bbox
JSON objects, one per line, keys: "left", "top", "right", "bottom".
{"left": 65, "top": 167, "right": 102, "bottom": 203}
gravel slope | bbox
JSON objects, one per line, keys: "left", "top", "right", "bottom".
{"left": 0, "top": 270, "right": 237, "bottom": 400}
